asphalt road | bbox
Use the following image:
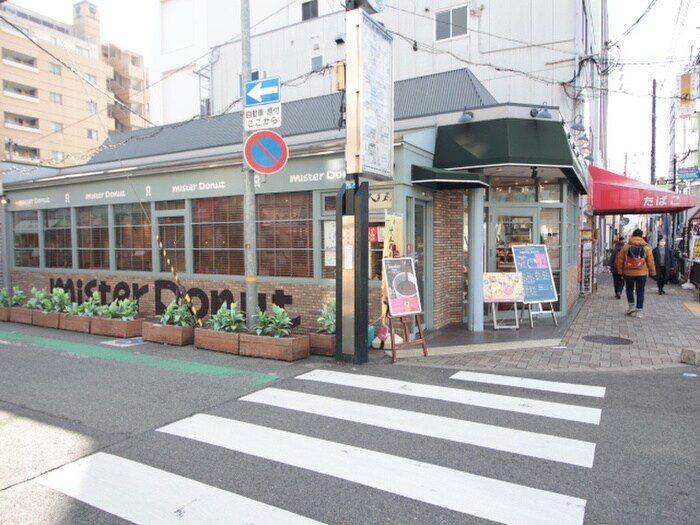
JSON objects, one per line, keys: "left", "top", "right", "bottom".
{"left": 0, "top": 323, "right": 698, "bottom": 524}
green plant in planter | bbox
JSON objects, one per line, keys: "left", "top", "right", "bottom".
{"left": 255, "top": 304, "right": 292, "bottom": 338}
{"left": 26, "top": 288, "right": 52, "bottom": 311}
{"left": 50, "top": 288, "right": 72, "bottom": 313}
{"left": 9, "top": 287, "right": 26, "bottom": 307}
{"left": 0, "top": 288, "right": 11, "bottom": 307}
{"left": 207, "top": 301, "right": 246, "bottom": 332}
{"left": 160, "top": 297, "right": 196, "bottom": 327}
{"left": 99, "top": 298, "right": 139, "bottom": 320}
{"left": 66, "top": 292, "right": 101, "bottom": 317}
{"left": 317, "top": 301, "right": 336, "bottom": 334}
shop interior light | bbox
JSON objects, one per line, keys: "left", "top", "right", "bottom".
{"left": 0, "top": 196, "right": 9, "bottom": 205}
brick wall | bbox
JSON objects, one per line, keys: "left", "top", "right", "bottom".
{"left": 432, "top": 190, "right": 464, "bottom": 329}
{"left": 10, "top": 270, "right": 383, "bottom": 335}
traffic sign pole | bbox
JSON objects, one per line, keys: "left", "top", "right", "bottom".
{"left": 241, "top": 0, "right": 258, "bottom": 330}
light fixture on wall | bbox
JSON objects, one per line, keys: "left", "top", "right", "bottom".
{"left": 571, "top": 115, "right": 585, "bottom": 132}
{"left": 530, "top": 102, "right": 552, "bottom": 119}
{"left": 0, "top": 196, "right": 8, "bottom": 205}
{"left": 584, "top": 154, "right": 594, "bottom": 162}
{"left": 458, "top": 109, "right": 474, "bottom": 123}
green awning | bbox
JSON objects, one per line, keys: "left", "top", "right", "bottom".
{"left": 411, "top": 165, "right": 488, "bottom": 190}
{"left": 434, "top": 118, "right": 588, "bottom": 193}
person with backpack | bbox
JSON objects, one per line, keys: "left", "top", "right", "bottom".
{"left": 652, "top": 236, "right": 675, "bottom": 295}
{"left": 608, "top": 236, "right": 625, "bottom": 299}
{"left": 615, "top": 229, "right": 656, "bottom": 318}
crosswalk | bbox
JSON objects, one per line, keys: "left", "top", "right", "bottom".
{"left": 37, "top": 369, "right": 606, "bottom": 525}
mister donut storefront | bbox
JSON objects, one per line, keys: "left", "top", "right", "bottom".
{"left": 1, "top": 69, "right": 589, "bottom": 336}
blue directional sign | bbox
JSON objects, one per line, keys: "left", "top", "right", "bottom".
{"left": 244, "top": 76, "right": 281, "bottom": 107}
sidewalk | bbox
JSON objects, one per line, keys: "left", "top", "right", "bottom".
{"left": 396, "top": 271, "right": 700, "bottom": 371}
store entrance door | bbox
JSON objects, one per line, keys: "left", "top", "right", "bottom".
{"left": 157, "top": 216, "right": 186, "bottom": 273}
{"left": 488, "top": 209, "right": 537, "bottom": 272}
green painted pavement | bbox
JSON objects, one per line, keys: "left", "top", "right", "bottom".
{"left": 0, "top": 330, "right": 280, "bottom": 384}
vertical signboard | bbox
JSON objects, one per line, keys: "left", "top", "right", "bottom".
{"left": 345, "top": 7, "right": 394, "bottom": 180}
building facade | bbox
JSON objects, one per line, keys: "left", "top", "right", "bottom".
{"left": 0, "top": 1, "right": 149, "bottom": 167}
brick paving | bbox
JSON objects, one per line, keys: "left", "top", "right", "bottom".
{"left": 400, "top": 272, "right": 700, "bottom": 371}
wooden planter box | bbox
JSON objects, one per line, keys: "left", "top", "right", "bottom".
{"left": 90, "top": 317, "right": 143, "bottom": 338}
{"left": 142, "top": 322, "right": 194, "bottom": 346}
{"left": 194, "top": 328, "right": 240, "bottom": 354}
{"left": 32, "top": 310, "right": 61, "bottom": 329}
{"left": 59, "top": 314, "right": 92, "bottom": 333}
{"left": 0, "top": 307, "right": 9, "bottom": 321}
{"left": 239, "top": 333, "right": 310, "bottom": 362}
{"left": 10, "top": 307, "right": 34, "bottom": 325}
{"left": 309, "top": 332, "right": 336, "bottom": 356}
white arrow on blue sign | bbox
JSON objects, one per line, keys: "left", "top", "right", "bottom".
{"left": 244, "top": 76, "right": 281, "bottom": 107}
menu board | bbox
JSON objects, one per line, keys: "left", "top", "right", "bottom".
{"left": 483, "top": 273, "right": 524, "bottom": 303}
{"left": 383, "top": 257, "right": 422, "bottom": 316}
{"left": 512, "top": 244, "right": 558, "bottom": 304}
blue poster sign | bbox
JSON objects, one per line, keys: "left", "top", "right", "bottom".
{"left": 512, "top": 244, "right": 558, "bottom": 304}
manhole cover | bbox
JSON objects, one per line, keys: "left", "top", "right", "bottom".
{"left": 582, "top": 335, "right": 632, "bottom": 345}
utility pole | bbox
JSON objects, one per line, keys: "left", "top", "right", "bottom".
{"left": 650, "top": 79, "right": 656, "bottom": 185}
{"left": 241, "top": 0, "right": 257, "bottom": 328}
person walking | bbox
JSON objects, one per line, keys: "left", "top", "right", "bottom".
{"left": 615, "top": 228, "right": 656, "bottom": 318}
{"left": 608, "top": 236, "right": 625, "bottom": 299}
{"left": 652, "top": 237, "right": 674, "bottom": 295}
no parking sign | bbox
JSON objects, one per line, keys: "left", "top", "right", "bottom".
{"left": 244, "top": 130, "right": 288, "bottom": 175}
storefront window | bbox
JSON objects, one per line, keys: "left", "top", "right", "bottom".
{"left": 115, "top": 203, "right": 152, "bottom": 271}
{"left": 44, "top": 208, "right": 72, "bottom": 268}
{"left": 13, "top": 210, "right": 39, "bottom": 267}
{"left": 77, "top": 206, "right": 109, "bottom": 269}
{"left": 192, "top": 196, "right": 244, "bottom": 275}
{"left": 321, "top": 220, "right": 386, "bottom": 280}
{"left": 158, "top": 216, "right": 185, "bottom": 273}
{"left": 257, "top": 192, "right": 313, "bottom": 278}
{"left": 490, "top": 181, "right": 536, "bottom": 203}
{"left": 540, "top": 208, "right": 561, "bottom": 270}
{"left": 156, "top": 200, "right": 184, "bottom": 211}
{"left": 539, "top": 183, "right": 562, "bottom": 203}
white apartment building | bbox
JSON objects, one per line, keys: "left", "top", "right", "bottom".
{"left": 153, "top": 0, "right": 608, "bottom": 163}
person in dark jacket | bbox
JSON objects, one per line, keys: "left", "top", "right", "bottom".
{"left": 652, "top": 237, "right": 675, "bottom": 295}
{"left": 608, "top": 237, "right": 625, "bottom": 298}
{"left": 615, "top": 229, "right": 656, "bottom": 318}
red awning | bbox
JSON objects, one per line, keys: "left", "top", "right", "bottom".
{"left": 589, "top": 166, "right": 696, "bottom": 215}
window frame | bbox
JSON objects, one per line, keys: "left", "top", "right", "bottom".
{"left": 435, "top": 4, "right": 470, "bottom": 42}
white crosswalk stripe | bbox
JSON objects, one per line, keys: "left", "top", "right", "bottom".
{"left": 296, "top": 369, "right": 602, "bottom": 424}
{"left": 450, "top": 370, "right": 607, "bottom": 398}
{"left": 241, "top": 387, "right": 596, "bottom": 467}
{"left": 159, "top": 414, "right": 587, "bottom": 525}
{"left": 39, "top": 369, "right": 605, "bottom": 525}
{"left": 38, "top": 452, "right": 324, "bottom": 525}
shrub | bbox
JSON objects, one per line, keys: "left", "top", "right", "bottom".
{"left": 26, "top": 288, "right": 52, "bottom": 311}
{"left": 255, "top": 304, "right": 292, "bottom": 338}
{"left": 0, "top": 288, "right": 11, "bottom": 307}
{"left": 98, "top": 298, "right": 139, "bottom": 320}
{"left": 50, "top": 288, "right": 72, "bottom": 313}
{"left": 160, "top": 298, "right": 196, "bottom": 327}
{"left": 207, "top": 302, "right": 246, "bottom": 333}
{"left": 317, "top": 301, "right": 336, "bottom": 335}
{"left": 66, "top": 292, "right": 101, "bottom": 317}
{"left": 9, "top": 287, "right": 26, "bottom": 307}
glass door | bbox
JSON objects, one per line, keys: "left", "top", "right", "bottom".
{"left": 158, "top": 216, "right": 186, "bottom": 273}
{"left": 414, "top": 201, "right": 426, "bottom": 306}
{"left": 489, "top": 209, "right": 537, "bottom": 272}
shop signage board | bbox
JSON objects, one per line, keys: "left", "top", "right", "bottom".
{"left": 482, "top": 272, "right": 524, "bottom": 303}
{"left": 244, "top": 130, "right": 289, "bottom": 175}
{"left": 512, "top": 244, "right": 558, "bottom": 304}
{"left": 382, "top": 257, "right": 421, "bottom": 316}
{"left": 344, "top": 7, "right": 394, "bottom": 181}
